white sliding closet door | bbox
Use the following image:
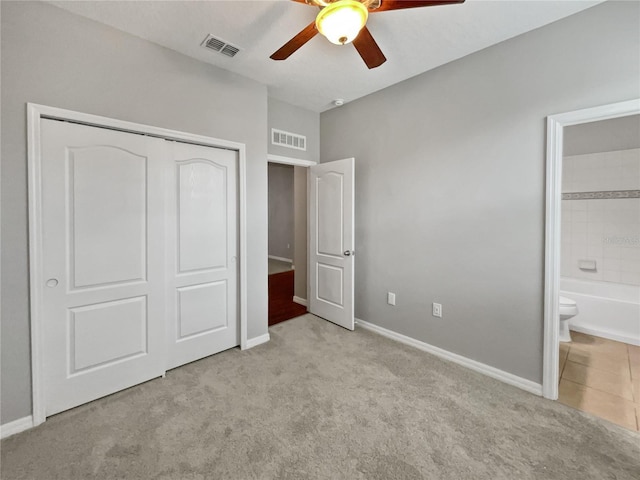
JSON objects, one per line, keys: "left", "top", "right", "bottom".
{"left": 165, "top": 142, "right": 239, "bottom": 370}
{"left": 39, "top": 119, "right": 240, "bottom": 417}
{"left": 41, "top": 119, "right": 167, "bottom": 416}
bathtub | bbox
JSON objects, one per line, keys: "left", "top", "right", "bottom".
{"left": 561, "top": 277, "right": 640, "bottom": 346}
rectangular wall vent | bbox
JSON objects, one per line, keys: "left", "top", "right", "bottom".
{"left": 201, "top": 34, "right": 241, "bottom": 58}
{"left": 271, "top": 129, "right": 307, "bottom": 151}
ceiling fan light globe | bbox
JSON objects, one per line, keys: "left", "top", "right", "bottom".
{"left": 316, "top": 0, "right": 368, "bottom": 45}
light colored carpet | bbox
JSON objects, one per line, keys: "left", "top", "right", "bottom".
{"left": 268, "top": 258, "right": 293, "bottom": 275}
{"left": 2, "top": 314, "right": 639, "bottom": 479}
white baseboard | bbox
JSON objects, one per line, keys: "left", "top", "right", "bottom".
{"left": 293, "top": 296, "right": 308, "bottom": 307}
{"left": 268, "top": 255, "right": 292, "bottom": 263}
{"left": 1, "top": 415, "right": 34, "bottom": 439}
{"left": 356, "top": 319, "right": 542, "bottom": 396}
{"left": 570, "top": 325, "right": 640, "bottom": 346}
{"left": 245, "top": 333, "right": 270, "bottom": 349}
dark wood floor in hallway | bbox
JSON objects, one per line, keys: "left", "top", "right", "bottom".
{"left": 268, "top": 270, "right": 307, "bottom": 326}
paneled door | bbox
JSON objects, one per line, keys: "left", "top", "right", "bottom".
{"left": 309, "top": 158, "right": 355, "bottom": 330}
{"left": 41, "top": 119, "right": 167, "bottom": 416}
{"left": 165, "top": 142, "right": 239, "bottom": 370}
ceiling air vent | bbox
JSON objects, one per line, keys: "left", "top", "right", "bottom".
{"left": 272, "top": 129, "right": 306, "bottom": 151}
{"left": 201, "top": 34, "right": 240, "bottom": 58}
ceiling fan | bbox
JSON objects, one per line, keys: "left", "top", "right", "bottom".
{"left": 270, "top": 0, "right": 465, "bottom": 69}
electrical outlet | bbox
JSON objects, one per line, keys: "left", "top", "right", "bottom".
{"left": 387, "top": 292, "right": 396, "bottom": 306}
{"left": 432, "top": 303, "right": 442, "bottom": 318}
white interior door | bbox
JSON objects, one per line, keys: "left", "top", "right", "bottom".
{"left": 41, "top": 119, "right": 167, "bottom": 416}
{"left": 309, "top": 158, "right": 355, "bottom": 330}
{"left": 165, "top": 142, "right": 239, "bottom": 370}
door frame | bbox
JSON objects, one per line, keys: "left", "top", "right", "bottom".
{"left": 267, "top": 153, "right": 316, "bottom": 168}
{"left": 27, "top": 103, "right": 249, "bottom": 426}
{"left": 542, "top": 98, "right": 640, "bottom": 400}
{"left": 267, "top": 153, "right": 317, "bottom": 305}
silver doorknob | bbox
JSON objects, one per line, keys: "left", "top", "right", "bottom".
{"left": 46, "top": 278, "right": 59, "bottom": 288}
{"left": 343, "top": 250, "right": 354, "bottom": 257}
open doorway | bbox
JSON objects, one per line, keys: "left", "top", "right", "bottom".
{"left": 268, "top": 162, "right": 308, "bottom": 326}
{"left": 267, "top": 155, "right": 355, "bottom": 330}
{"left": 543, "top": 99, "right": 640, "bottom": 431}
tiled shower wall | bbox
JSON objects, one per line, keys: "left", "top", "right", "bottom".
{"left": 561, "top": 149, "right": 640, "bottom": 285}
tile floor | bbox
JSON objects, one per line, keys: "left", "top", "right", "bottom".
{"left": 558, "top": 331, "right": 640, "bottom": 431}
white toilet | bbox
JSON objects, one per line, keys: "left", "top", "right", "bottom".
{"left": 559, "top": 296, "right": 579, "bottom": 343}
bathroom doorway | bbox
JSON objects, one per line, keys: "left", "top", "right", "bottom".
{"left": 543, "top": 99, "right": 640, "bottom": 431}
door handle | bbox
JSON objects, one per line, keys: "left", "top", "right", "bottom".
{"left": 46, "top": 278, "right": 59, "bottom": 288}
{"left": 343, "top": 250, "right": 354, "bottom": 257}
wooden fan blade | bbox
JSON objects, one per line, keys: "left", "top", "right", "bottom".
{"left": 270, "top": 22, "right": 319, "bottom": 60}
{"left": 373, "top": 0, "right": 465, "bottom": 12}
{"left": 352, "top": 26, "right": 386, "bottom": 69}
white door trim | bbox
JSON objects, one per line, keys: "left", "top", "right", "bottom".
{"left": 267, "top": 153, "right": 317, "bottom": 167}
{"left": 542, "top": 98, "right": 640, "bottom": 400}
{"left": 27, "top": 103, "right": 249, "bottom": 426}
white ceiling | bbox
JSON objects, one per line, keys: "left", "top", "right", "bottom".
{"left": 49, "top": 0, "right": 603, "bottom": 112}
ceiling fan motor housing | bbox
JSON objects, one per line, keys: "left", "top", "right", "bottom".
{"left": 307, "top": 0, "right": 381, "bottom": 8}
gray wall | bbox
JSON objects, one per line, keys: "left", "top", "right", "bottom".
{"left": 268, "top": 97, "right": 320, "bottom": 162}
{"left": 320, "top": 1, "right": 640, "bottom": 384}
{"left": 564, "top": 114, "right": 640, "bottom": 156}
{"left": 268, "top": 163, "right": 294, "bottom": 259}
{"left": 293, "top": 167, "right": 308, "bottom": 300}
{"left": 1, "top": 1, "right": 269, "bottom": 424}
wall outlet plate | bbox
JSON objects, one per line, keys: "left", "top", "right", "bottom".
{"left": 387, "top": 292, "right": 396, "bottom": 306}
{"left": 432, "top": 303, "right": 442, "bottom": 318}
